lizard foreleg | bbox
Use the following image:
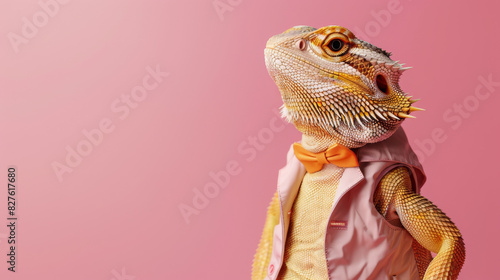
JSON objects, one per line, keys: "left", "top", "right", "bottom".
{"left": 252, "top": 191, "right": 281, "bottom": 280}
{"left": 376, "top": 167, "right": 465, "bottom": 280}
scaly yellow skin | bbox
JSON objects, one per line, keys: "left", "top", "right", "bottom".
{"left": 253, "top": 25, "right": 465, "bottom": 279}
{"left": 252, "top": 192, "right": 280, "bottom": 280}
{"left": 376, "top": 167, "right": 465, "bottom": 279}
{"left": 253, "top": 168, "right": 465, "bottom": 280}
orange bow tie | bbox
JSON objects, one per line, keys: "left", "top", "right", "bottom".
{"left": 293, "top": 143, "right": 359, "bottom": 173}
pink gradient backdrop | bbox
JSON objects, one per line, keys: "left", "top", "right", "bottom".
{"left": 0, "top": 0, "right": 498, "bottom": 279}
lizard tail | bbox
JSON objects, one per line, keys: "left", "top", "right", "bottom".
{"left": 252, "top": 191, "right": 281, "bottom": 280}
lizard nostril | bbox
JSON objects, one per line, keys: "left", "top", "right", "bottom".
{"left": 376, "top": 74, "right": 388, "bottom": 94}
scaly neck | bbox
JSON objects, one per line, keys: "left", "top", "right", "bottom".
{"left": 296, "top": 122, "right": 365, "bottom": 152}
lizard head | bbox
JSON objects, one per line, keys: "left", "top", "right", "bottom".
{"left": 264, "top": 25, "right": 423, "bottom": 148}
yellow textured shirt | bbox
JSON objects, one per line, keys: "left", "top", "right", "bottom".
{"left": 277, "top": 165, "right": 344, "bottom": 279}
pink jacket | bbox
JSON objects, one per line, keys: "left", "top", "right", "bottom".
{"left": 266, "top": 127, "right": 426, "bottom": 280}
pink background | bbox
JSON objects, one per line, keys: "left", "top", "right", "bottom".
{"left": 0, "top": 0, "right": 499, "bottom": 279}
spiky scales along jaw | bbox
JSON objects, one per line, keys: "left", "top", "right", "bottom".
{"left": 264, "top": 25, "right": 423, "bottom": 148}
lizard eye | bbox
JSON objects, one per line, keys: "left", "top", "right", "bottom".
{"left": 322, "top": 33, "right": 350, "bottom": 57}
{"left": 328, "top": 39, "right": 344, "bottom": 52}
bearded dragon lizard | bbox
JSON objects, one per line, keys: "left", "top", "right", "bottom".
{"left": 252, "top": 25, "right": 465, "bottom": 280}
